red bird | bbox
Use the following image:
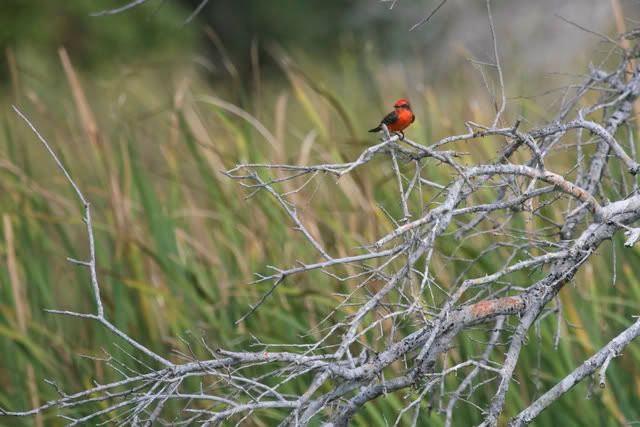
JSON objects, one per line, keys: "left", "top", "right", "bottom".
{"left": 368, "top": 99, "right": 415, "bottom": 139}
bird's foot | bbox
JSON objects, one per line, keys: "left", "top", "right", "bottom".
{"left": 396, "top": 131, "right": 405, "bottom": 141}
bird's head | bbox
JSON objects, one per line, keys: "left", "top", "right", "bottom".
{"left": 393, "top": 99, "right": 411, "bottom": 110}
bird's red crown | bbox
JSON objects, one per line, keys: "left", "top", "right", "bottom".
{"left": 393, "top": 99, "right": 411, "bottom": 108}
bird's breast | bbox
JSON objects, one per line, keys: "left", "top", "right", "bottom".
{"left": 388, "top": 110, "right": 414, "bottom": 131}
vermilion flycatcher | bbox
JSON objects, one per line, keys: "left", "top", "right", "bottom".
{"left": 368, "top": 99, "right": 415, "bottom": 139}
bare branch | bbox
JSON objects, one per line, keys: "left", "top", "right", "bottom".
{"left": 90, "top": 0, "right": 148, "bottom": 17}
{"left": 6, "top": 14, "right": 640, "bottom": 427}
{"left": 509, "top": 319, "right": 640, "bottom": 426}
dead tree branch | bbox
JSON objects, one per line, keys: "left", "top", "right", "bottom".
{"left": 4, "top": 17, "right": 640, "bottom": 427}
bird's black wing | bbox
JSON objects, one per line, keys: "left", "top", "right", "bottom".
{"left": 369, "top": 110, "right": 398, "bottom": 132}
{"left": 381, "top": 110, "right": 399, "bottom": 126}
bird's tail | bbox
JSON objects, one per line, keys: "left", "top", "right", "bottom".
{"left": 368, "top": 126, "right": 381, "bottom": 133}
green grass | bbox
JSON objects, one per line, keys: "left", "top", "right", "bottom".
{"left": 0, "top": 41, "right": 639, "bottom": 426}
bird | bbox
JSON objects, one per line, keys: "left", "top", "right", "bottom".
{"left": 368, "top": 99, "right": 415, "bottom": 140}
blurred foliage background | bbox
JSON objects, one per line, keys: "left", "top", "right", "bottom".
{"left": 1, "top": 0, "right": 640, "bottom": 425}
